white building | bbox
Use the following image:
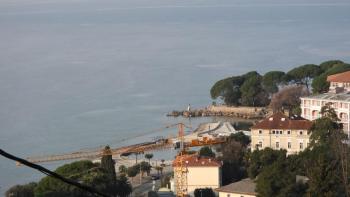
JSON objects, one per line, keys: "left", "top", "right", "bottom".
{"left": 300, "top": 71, "right": 350, "bottom": 136}
{"left": 172, "top": 155, "right": 222, "bottom": 196}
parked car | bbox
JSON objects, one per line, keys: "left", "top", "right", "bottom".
{"left": 151, "top": 175, "right": 160, "bottom": 180}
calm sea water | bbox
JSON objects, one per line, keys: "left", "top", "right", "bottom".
{"left": 1, "top": 0, "right": 350, "bottom": 194}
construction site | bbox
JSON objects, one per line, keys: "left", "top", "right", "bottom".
{"left": 20, "top": 121, "right": 250, "bottom": 197}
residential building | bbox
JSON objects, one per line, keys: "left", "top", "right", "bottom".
{"left": 172, "top": 154, "right": 222, "bottom": 196}
{"left": 300, "top": 71, "right": 350, "bottom": 136}
{"left": 327, "top": 70, "right": 350, "bottom": 93}
{"left": 251, "top": 112, "right": 313, "bottom": 155}
{"left": 215, "top": 178, "right": 257, "bottom": 197}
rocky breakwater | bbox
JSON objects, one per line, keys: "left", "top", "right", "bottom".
{"left": 167, "top": 105, "right": 268, "bottom": 119}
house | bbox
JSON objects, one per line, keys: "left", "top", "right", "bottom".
{"left": 215, "top": 178, "right": 257, "bottom": 197}
{"left": 251, "top": 112, "right": 313, "bottom": 155}
{"left": 327, "top": 70, "right": 350, "bottom": 93}
{"left": 300, "top": 71, "right": 350, "bottom": 136}
{"left": 172, "top": 154, "right": 222, "bottom": 196}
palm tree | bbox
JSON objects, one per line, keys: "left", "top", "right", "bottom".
{"left": 155, "top": 166, "right": 162, "bottom": 176}
{"left": 145, "top": 153, "right": 153, "bottom": 165}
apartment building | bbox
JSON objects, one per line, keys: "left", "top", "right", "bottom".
{"left": 172, "top": 155, "right": 222, "bottom": 196}
{"left": 300, "top": 71, "right": 350, "bottom": 136}
{"left": 251, "top": 112, "right": 313, "bottom": 155}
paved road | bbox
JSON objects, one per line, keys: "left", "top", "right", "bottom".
{"left": 131, "top": 166, "right": 173, "bottom": 197}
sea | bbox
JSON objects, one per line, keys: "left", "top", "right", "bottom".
{"left": 1, "top": 0, "right": 350, "bottom": 194}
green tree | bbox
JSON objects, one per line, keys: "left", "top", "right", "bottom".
{"left": 219, "top": 134, "right": 249, "bottom": 185}
{"left": 145, "top": 153, "right": 153, "bottom": 165}
{"left": 118, "top": 165, "right": 127, "bottom": 175}
{"left": 210, "top": 76, "right": 244, "bottom": 106}
{"left": 311, "top": 74, "right": 329, "bottom": 94}
{"left": 256, "top": 159, "right": 294, "bottom": 197}
{"left": 127, "top": 165, "right": 138, "bottom": 183}
{"left": 319, "top": 60, "right": 344, "bottom": 72}
{"left": 262, "top": 71, "right": 286, "bottom": 94}
{"left": 240, "top": 73, "right": 268, "bottom": 106}
{"left": 198, "top": 146, "right": 215, "bottom": 158}
{"left": 101, "top": 146, "right": 117, "bottom": 182}
{"left": 140, "top": 161, "right": 152, "bottom": 176}
{"left": 34, "top": 160, "right": 117, "bottom": 197}
{"left": 194, "top": 188, "right": 215, "bottom": 197}
{"left": 115, "top": 174, "right": 132, "bottom": 197}
{"left": 287, "top": 64, "right": 321, "bottom": 90}
{"left": 155, "top": 166, "right": 163, "bottom": 176}
{"left": 5, "top": 182, "right": 37, "bottom": 197}
{"left": 304, "top": 106, "right": 349, "bottom": 196}
{"left": 230, "top": 132, "right": 251, "bottom": 146}
{"left": 312, "top": 63, "right": 350, "bottom": 94}
{"left": 248, "top": 148, "right": 286, "bottom": 179}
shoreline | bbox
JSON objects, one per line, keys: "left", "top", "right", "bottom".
{"left": 167, "top": 105, "right": 269, "bottom": 119}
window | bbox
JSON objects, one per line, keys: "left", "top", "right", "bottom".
{"left": 288, "top": 142, "right": 292, "bottom": 149}
{"left": 280, "top": 130, "right": 283, "bottom": 134}
{"left": 276, "top": 142, "right": 280, "bottom": 149}
{"left": 227, "top": 194, "right": 230, "bottom": 197}
{"left": 287, "top": 130, "right": 291, "bottom": 135}
{"left": 300, "top": 142, "right": 304, "bottom": 150}
{"left": 259, "top": 130, "right": 262, "bottom": 134}
{"left": 272, "top": 130, "right": 275, "bottom": 134}
{"left": 299, "top": 131, "right": 303, "bottom": 135}
{"left": 259, "top": 141, "right": 262, "bottom": 147}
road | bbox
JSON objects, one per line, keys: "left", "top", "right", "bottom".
{"left": 131, "top": 166, "right": 173, "bottom": 197}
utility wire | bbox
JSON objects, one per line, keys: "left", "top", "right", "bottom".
{"left": 0, "top": 149, "right": 110, "bottom": 197}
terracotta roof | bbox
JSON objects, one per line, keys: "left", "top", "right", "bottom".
{"left": 215, "top": 179, "right": 257, "bottom": 195}
{"left": 251, "top": 112, "right": 313, "bottom": 130}
{"left": 172, "top": 154, "right": 221, "bottom": 167}
{"left": 327, "top": 71, "right": 350, "bottom": 83}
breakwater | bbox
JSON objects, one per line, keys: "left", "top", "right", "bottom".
{"left": 167, "top": 105, "right": 269, "bottom": 119}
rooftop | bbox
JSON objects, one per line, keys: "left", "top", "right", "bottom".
{"left": 215, "top": 178, "right": 257, "bottom": 195}
{"left": 172, "top": 154, "right": 221, "bottom": 167}
{"left": 327, "top": 71, "right": 350, "bottom": 83}
{"left": 251, "top": 112, "right": 313, "bottom": 130}
{"left": 301, "top": 92, "right": 350, "bottom": 102}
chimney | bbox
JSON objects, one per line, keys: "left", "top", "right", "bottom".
{"left": 269, "top": 117, "right": 273, "bottom": 121}
{"left": 209, "top": 158, "right": 211, "bottom": 162}
{"left": 281, "top": 118, "right": 286, "bottom": 121}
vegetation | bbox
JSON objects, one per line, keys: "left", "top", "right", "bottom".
{"left": 145, "top": 153, "right": 153, "bottom": 165}
{"left": 118, "top": 165, "right": 127, "bottom": 175}
{"left": 269, "top": 85, "right": 309, "bottom": 115}
{"left": 198, "top": 146, "right": 215, "bottom": 158}
{"left": 32, "top": 159, "right": 132, "bottom": 197}
{"left": 127, "top": 165, "right": 138, "bottom": 182}
{"left": 210, "top": 71, "right": 270, "bottom": 106}
{"left": 218, "top": 132, "right": 250, "bottom": 185}
{"left": 194, "top": 188, "right": 215, "bottom": 197}
{"left": 211, "top": 60, "right": 350, "bottom": 106}
{"left": 6, "top": 146, "right": 132, "bottom": 197}
{"left": 249, "top": 105, "right": 350, "bottom": 196}
{"left": 5, "top": 182, "right": 37, "bottom": 197}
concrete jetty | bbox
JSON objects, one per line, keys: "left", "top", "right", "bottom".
{"left": 167, "top": 105, "right": 268, "bottom": 119}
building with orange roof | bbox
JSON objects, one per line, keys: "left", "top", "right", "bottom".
{"left": 251, "top": 112, "right": 313, "bottom": 155}
{"left": 300, "top": 71, "right": 350, "bottom": 137}
{"left": 327, "top": 70, "right": 350, "bottom": 93}
{"left": 172, "top": 154, "right": 222, "bottom": 196}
